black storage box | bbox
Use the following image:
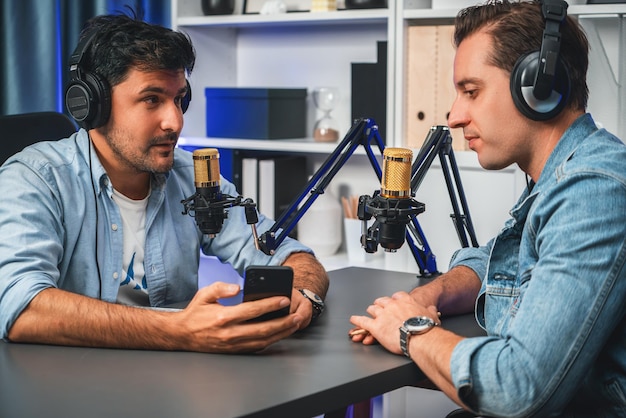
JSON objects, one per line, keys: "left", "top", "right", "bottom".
{"left": 205, "top": 88, "right": 307, "bottom": 139}
{"left": 351, "top": 41, "right": 387, "bottom": 144}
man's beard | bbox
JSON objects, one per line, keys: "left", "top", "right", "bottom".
{"left": 103, "top": 127, "right": 178, "bottom": 174}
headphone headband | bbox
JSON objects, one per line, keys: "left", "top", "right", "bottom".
{"left": 534, "top": 0, "right": 568, "bottom": 100}
{"left": 68, "top": 29, "right": 98, "bottom": 77}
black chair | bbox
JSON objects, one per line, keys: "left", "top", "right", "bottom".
{"left": 446, "top": 409, "right": 482, "bottom": 418}
{"left": 0, "top": 111, "right": 77, "bottom": 165}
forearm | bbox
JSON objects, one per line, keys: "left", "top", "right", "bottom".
{"left": 7, "top": 288, "right": 185, "bottom": 350}
{"left": 410, "top": 265, "right": 481, "bottom": 316}
{"left": 407, "top": 328, "right": 467, "bottom": 408}
{"left": 282, "top": 252, "right": 329, "bottom": 299}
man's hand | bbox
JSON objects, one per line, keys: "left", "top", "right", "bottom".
{"left": 281, "top": 251, "right": 329, "bottom": 329}
{"left": 348, "top": 291, "right": 439, "bottom": 353}
{"left": 177, "top": 282, "right": 303, "bottom": 353}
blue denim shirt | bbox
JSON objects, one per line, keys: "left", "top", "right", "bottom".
{"left": 448, "top": 114, "right": 626, "bottom": 417}
{"left": 0, "top": 129, "right": 311, "bottom": 340}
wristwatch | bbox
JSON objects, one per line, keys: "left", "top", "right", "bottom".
{"left": 298, "top": 289, "right": 325, "bottom": 320}
{"left": 399, "top": 316, "right": 440, "bottom": 358}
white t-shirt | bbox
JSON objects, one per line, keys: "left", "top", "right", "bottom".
{"left": 112, "top": 188, "right": 149, "bottom": 306}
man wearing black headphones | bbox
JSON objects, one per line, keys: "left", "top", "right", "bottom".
{"left": 350, "top": 1, "right": 626, "bottom": 416}
{"left": 0, "top": 13, "right": 328, "bottom": 353}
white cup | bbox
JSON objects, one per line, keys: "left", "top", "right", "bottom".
{"left": 384, "top": 241, "right": 414, "bottom": 272}
{"left": 343, "top": 218, "right": 368, "bottom": 264}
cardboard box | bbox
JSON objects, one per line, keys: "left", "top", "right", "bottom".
{"left": 205, "top": 88, "right": 307, "bottom": 139}
{"left": 405, "top": 25, "right": 468, "bottom": 151}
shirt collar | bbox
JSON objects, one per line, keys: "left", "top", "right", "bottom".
{"left": 534, "top": 113, "right": 598, "bottom": 188}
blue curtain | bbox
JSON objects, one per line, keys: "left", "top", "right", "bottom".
{"left": 0, "top": 0, "right": 170, "bottom": 116}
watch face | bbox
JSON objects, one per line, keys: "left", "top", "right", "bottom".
{"left": 301, "top": 289, "right": 323, "bottom": 304}
{"left": 404, "top": 316, "right": 434, "bottom": 333}
{"left": 405, "top": 317, "right": 431, "bottom": 327}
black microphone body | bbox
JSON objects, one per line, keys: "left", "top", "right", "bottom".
{"left": 359, "top": 148, "right": 425, "bottom": 252}
{"left": 189, "top": 148, "right": 227, "bottom": 236}
{"left": 363, "top": 194, "right": 416, "bottom": 250}
{"left": 194, "top": 184, "right": 226, "bottom": 236}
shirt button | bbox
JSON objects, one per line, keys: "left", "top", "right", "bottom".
{"left": 113, "top": 272, "right": 119, "bottom": 280}
{"left": 151, "top": 265, "right": 156, "bottom": 273}
{"left": 111, "top": 223, "right": 118, "bottom": 231}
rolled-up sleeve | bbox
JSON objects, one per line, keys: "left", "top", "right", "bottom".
{"left": 448, "top": 240, "right": 493, "bottom": 284}
{"left": 0, "top": 160, "right": 63, "bottom": 340}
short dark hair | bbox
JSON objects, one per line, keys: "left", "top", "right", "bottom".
{"left": 454, "top": 0, "right": 589, "bottom": 111}
{"left": 76, "top": 12, "right": 195, "bottom": 88}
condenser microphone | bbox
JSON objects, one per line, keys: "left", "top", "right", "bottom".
{"left": 191, "top": 148, "right": 226, "bottom": 236}
{"left": 359, "top": 147, "right": 425, "bottom": 252}
{"left": 377, "top": 148, "right": 413, "bottom": 250}
{"left": 182, "top": 148, "right": 262, "bottom": 242}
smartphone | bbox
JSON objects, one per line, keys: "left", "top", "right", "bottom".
{"left": 243, "top": 265, "right": 294, "bottom": 321}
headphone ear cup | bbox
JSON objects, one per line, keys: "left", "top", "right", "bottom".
{"left": 181, "top": 80, "right": 192, "bottom": 114}
{"left": 65, "top": 72, "right": 111, "bottom": 130}
{"left": 510, "top": 51, "right": 570, "bottom": 121}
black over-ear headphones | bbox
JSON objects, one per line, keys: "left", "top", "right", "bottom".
{"left": 510, "top": 0, "right": 570, "bottom": 121}
{"left": 65, "top": 28, "right": 192, "bottom": 130}
{"left": 65, "top": 29, "right": 111, "bottom": 130}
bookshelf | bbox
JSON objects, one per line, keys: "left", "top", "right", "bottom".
{"left": 173, "top": 0, "right": 626, "bottom": 146}
{"left": 172, "top": 0, "right": 625, "bottom": 273}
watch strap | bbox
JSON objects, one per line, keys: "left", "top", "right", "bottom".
{"left": 399, "top": 316, "right": 439, "bottom": 359}
{"left": 298, "top": 289, "right": 324, "bottom": 320}
{"left": 399, "top": 326, "right": 412, "bottom": 358}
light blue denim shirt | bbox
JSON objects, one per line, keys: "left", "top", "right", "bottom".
{"left": 0, "top": 129, "right": 311, "bottom": 340}
{"left": 448, "top": 114, "right": 626, "bottom": 417}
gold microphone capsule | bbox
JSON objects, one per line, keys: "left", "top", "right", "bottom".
{"left": 380, "top": 148, "right": 413, "bottom": 199}
{"left": 193, "top": 148, "right": 220, "bottom": 189}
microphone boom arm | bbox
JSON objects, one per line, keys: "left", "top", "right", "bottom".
{"left": 257, "top": 118, "right": 443, "bottom": 278}
{"left": 254, "top": 120, "right": 477, "bottom": 278}
{"left": 257, "top": 118, "right": 385, "bottom": 255}
{"left": 411, "top": 126, "right": 479, "bottom": 250}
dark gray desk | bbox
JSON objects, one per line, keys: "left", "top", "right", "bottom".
{"left": 0, "top": 267, "right": 484, "bottom": 418}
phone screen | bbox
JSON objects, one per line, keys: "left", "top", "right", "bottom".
{"left": 243, "top": 265, "right": 293, "bottom": 321}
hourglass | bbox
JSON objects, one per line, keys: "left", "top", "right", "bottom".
{"left": 312, "top": 87, "right": 340, "bottom": 142}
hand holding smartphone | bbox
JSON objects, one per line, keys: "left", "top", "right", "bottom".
{"left": 243, "top": 265, "right": 294, "bottom": 321}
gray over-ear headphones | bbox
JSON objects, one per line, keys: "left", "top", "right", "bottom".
{"left": 65, "top": 29, "right": 192, "bottom": 130}
{"left": 510, "top": 0, "right": 570, "bottom": 121}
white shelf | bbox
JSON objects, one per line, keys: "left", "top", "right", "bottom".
{"left": 177, "top": 9, "right": 389, "bottom": 28}
{"left": 402, "top": 4, "right": 626, "bottom": 20}
{"left": 178, "top": 136, "right": 357, "bottom": 154}
{"left": 177, "top": 3, "right": 626, "bottom": 29}
{"left": 568, "top": 4, "right": 626, "bottom": 16}
{"left": 173, "top": 0, "right": 624, "bottom": 171}
{"left": 177, "top": 136, "right": 497, "bottom": 172}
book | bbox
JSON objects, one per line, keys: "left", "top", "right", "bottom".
{"left": 257, "top": 155, "right": 308, "bottom": 236}
{"left": 241, "top": 157, "right": 258, "bottom": 204}
{"left": 351, "top": 41, "right": 387, "bottom": 144}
